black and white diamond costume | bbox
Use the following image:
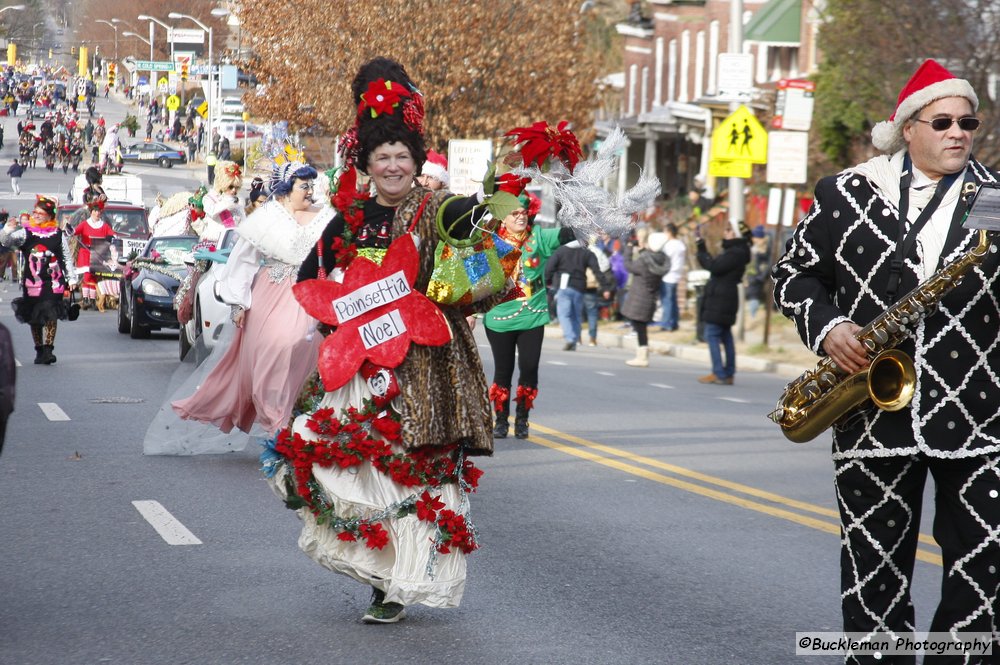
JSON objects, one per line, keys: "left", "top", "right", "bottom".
{"left": 773, "top": 61, "right": 1000, "bottom": 663}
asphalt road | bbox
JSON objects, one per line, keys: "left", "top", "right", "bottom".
{"left": 0, "top": 92, "right": 949, "bottom": 665}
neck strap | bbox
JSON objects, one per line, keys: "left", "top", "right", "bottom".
{"left": 885, "top": 153, "right": 964, "bottom": 301}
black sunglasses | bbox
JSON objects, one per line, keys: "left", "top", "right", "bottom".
{"left": 912, "top": 116, "right": 981, "bottom": 132}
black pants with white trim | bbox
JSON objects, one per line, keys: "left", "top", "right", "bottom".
{"left": 834, "top": 453, "right": 1000, "bottom": 664}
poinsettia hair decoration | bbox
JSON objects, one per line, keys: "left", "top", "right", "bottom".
{"left": 358, "top": 78, "right": 412, "bottom": 119}
{"left": 504, "top": 120, "right": 583, "bottom": 173}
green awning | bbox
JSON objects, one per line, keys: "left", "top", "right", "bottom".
{"left": 744, "top": 0, "right": 801, "bottom": 45}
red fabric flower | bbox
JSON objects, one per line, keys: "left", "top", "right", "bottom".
{"left": 416, "top": 490, "right": 446, "bottom": 523}
{"left": 504, "top": 120, "right": 583, "bottom": 172}
{"left": 337, "top": 531, "right": 357, "bottom": 542}
{"left": 359, "top": 79, "right": 411, "bottom": 118}
{"left": 293, "top": 234, "right": 452, "bottom": 391}
{"left": 496, "top": 173, "right": 531, "bottom": 197}
{"left": 359, "top": 523, "right": 390, "bottom": 550}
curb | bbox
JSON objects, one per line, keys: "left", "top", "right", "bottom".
{"left": 542, "top": 323, "right": 807, "bottom": 379}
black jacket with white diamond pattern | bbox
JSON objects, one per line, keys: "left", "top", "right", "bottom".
{"left": 772, "top": 157, "right": 1000, "bottom": 459}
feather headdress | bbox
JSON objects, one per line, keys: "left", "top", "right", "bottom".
{"left": 511, "top": 127, "right": 659, "bottom": 242}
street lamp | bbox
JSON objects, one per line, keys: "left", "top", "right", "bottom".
{"left": 138, "top": 15, "right": 174, "bottom": 63}
{"left": 95, "top": 19, "right": 118, "bottom": 62}
{"left": 31, "top": 21, "right": 43, "bottom": 62}
{"left": 169, "top": 12, "right": 213, "bottom": 154}
{"left": 122, "top": 31, "right": 150, "bottom": 48}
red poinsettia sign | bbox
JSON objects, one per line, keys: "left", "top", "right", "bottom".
{"left": 293, "top": 234, "right": 452, "bottom": 391}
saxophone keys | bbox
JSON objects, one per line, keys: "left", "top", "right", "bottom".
{"left": 863, "top": 338, "right": 877, "bottom": 352}
{"left": 819, "top": 371, "right": 837, "bottom": 386}
{"left": 872, "top": 329, "right": 889, "bottom": 345}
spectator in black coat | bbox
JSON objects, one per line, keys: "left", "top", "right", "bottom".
{"left": 545, "top": 240, "right": 612, "bottom": 351}
{"left": 696, "top": 223, "right": 750, "bottom": 385}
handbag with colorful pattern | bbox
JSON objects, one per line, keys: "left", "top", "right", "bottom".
{"left": 424, "top": 196, "right": 521, "bottom": 306}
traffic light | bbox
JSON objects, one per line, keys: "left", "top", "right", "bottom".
{"left": 71, "top": 46, "right": 76, "bottom": 56}
{"left": 107, "top": 62, "right": 116, "bottom": 87}
{"left": 180, "top": 61, "right": 189, "bottom": 81}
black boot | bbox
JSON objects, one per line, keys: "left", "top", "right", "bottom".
{"left": 493, "top": 402, "right": 509, "bottom": 439}
{"left": 33, "top": 345, "right": 44, "bottom": 364}
{"left": 514, "top": 404, "right": 530, "bottom": 439}
{"left": 41, "top": 344, "right": 56, "bottom": 364}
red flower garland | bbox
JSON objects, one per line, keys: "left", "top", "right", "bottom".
{"left": 328, "top": 165, "right": 371, "bottom": 268}
{"left": 272, "top": 397, "right": 483, "bottom": 551}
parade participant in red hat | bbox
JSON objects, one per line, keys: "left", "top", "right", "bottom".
{"left": 773, "top": 59, "right": 1000, "bottom": 661}
{"left": 0, "top": 196, "right": 77, "bottom": 365}
{"left": 417, "top": 149, "right": 449, "bottom": 190}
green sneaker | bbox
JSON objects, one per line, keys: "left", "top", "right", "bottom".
{"left": 362, "top": 601, "right": 406, "bottom": 624}
{"left": 362, "top": 587, "right": 406, "bottom": 624}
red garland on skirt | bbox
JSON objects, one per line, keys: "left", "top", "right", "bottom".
{"left": 515, "top": 385, "right": 538, "bottom": 410}
{"left": 488, "top": 383, "right": 510, "bottom": 413}
{"left": 272, "top": 397, "right": 483, "bottom": 553}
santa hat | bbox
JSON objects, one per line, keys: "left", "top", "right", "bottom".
{"left": 871, "top": 59, "right": 978, "bottom": 153}
{"left": 422, "top": 150, "right": 449, "bottom": 187}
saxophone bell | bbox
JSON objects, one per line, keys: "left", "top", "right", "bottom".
{"left": 867, "top": 348, "right": 916, "bottom": 412}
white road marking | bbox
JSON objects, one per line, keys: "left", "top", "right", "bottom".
{"left": 132, "top": 500, "right": 203, "bottom": 546}
{"left": 547, "top": 361, "right": 568, "bottom": 366}
{"left": 650, "top": 383, "right": 675, "bottom": 390}
{"left": 596, "top": 371, "right": 615, "bottom": 376}
{"left": 39, "top": 402, "right": 70, "bottom": 421}
{"left": 717, "top": 397, "right": 750, "bottom": 404}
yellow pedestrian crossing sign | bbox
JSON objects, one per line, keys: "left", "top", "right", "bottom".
{"left": 711, "top": 105, "right": 767, "bottom": 164}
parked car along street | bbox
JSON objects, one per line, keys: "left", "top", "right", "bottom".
{"left": 118, "top": 235, "right": 198, "bottom": 339}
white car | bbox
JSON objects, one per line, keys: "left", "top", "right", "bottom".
{"left": 215, "top": 118, "right": 263, "bottom": 142}
{"left": 179, "top": 228, "right": 238, "bottom": 362}
{"left": 218, "top": 96, "right": 244, "bottom": 118}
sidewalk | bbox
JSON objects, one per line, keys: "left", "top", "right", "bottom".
{"left": 543, "top": 311, "right": 816, "bottom": 380}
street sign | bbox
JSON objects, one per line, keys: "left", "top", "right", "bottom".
{"left": 447, "top": 139, "right": 493, "bottom": 196}
{"left": 197, "top": 101, "right": 209, "bottom": 119}
{"left": 166, "top": 95, "right": 181, "bottom": 112}
{"left": 717, "top": 53, "right": 754, "bottom": 101}
{"left": 709, "top": 159, "right": 753, "bottom": 179}
{"left": 711, "top": 105, "right": 768, "bottom": 165}
{"left": 168, "top": 28, "right": 205, "bottom": 44}
{"left": 157, "top": 77, "right": 169, "bottom": 94}
{"left": 772, "top": 79, "right": 816, "bottom": 131}
{"left": 135, "top": 60, "right": 175, "bottom": 72}
{"left": 766, "top": 131, "right": 809, "bottom": 184}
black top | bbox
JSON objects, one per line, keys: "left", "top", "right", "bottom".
{"left": 298, "top": 191, "right": 482, "bottom": 282}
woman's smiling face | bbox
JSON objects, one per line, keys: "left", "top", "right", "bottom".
{"left": 367, "top": 142, "right": 415, "bottom": 206}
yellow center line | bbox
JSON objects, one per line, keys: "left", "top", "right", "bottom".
{"left": 525, "top": 426, "right": 942, "bottom": 566}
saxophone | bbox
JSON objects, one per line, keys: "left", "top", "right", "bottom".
{"left": 769, "top": 226, "right": 994, "bottom": 443}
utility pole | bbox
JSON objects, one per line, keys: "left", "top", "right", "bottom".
{"left": 727, "top": 0, "right": 745, "bottom": 229}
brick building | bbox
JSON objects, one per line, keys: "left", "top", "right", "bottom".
{"left": 598, "top": 0, "right": 822, "bottom": 201}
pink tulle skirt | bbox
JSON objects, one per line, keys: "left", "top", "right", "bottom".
{"left": 172, "top": 270, "right": 319, "bottom": 435}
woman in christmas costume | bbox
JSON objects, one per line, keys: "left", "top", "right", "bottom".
{"left": 72, "top": 200, "right": 115, "bottom": 310}
{"left": 0, "top": 195, "right": 76, "bottom": 364}
{"left": 483, "top": 191, "right": 574, "bottom": 439}
{"left": 167, "top": 160, "right": 333, "bottom": 442}
{"left": 193, "top": 160, "right": 245, "bottom": 243}
{"left": 264, "top": 57, "right": 522, "bottom": 624}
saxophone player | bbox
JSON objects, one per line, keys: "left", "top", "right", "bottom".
{"left": 772, "top": 59, "right": 1000, "bottom": 663}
